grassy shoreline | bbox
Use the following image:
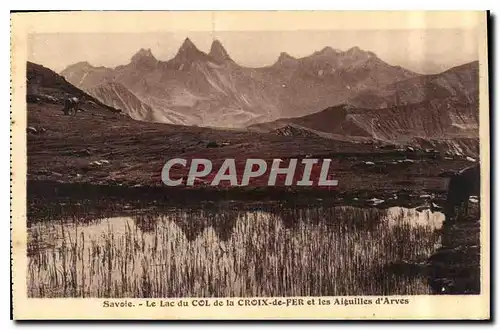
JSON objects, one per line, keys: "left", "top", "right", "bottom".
{"left": 27, "top": 179, "right": 450, "bottom": 221}
{"left": 427, "top": 208, "right": 481, "bottom": 294}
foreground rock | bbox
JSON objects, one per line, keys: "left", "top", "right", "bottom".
{"left": 427, "top": 204, "right": 481, "bottom": 294}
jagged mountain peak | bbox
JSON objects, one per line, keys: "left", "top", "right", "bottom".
{"left": 278, "top": 52, "right": 296, "bottom": 61}
{"left": 346, "top": 46, "right": 362, "bottom": 53}
{"left": 273, "top": 52, "right": 299, "bottom": 68}
{"left": 74, "top": 60, "right": 93, "bottom": 67}
{"left": 61, "top": 61, "right": 94, "bottom": 73}
{"left": 179, "top": 38, "right": 198, "bottom": 51}
{"left": 344, "top": 46, "right": 376, "bottom": 59}
{"left": 172, "top": 37, "right": 211, "bottom": 63}
{"left": 312, "top": 46, "right": 340, "bottom": 57}
{"left": 131, "top": 48, "right": 156, "bottom": 63}
{"left": 177, "top": 38, "right": 204, "bottom": 56}
{"left": 209, "top": 39, "right": 233, "bottom": 63}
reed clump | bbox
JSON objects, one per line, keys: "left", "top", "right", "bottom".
{"left": 27, "top": 206, "right": 442, "bottom": 297}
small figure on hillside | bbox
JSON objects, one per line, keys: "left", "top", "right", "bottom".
{"left": 62, "top": 95, "right": 85, "bottom": 116}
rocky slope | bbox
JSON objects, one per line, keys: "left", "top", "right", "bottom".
{"left": 349, "top": 61, "right": 479, "bottom": 109}
{"left": 251, "top": 61, "right": 479, "bottom": 156}
{"left": 26, "top": 61, "right": 121, "bottom": 114}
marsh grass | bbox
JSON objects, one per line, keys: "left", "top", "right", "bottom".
{"left": 27, "top": 206, "right": 443, "bottom": 297}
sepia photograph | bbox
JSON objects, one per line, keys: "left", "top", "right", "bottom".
{"left": 11, "top": 10, "right": 490, "bottom": 319}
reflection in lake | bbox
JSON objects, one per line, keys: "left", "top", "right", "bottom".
{"left": 27, "top": 206, "right": 444, "bottom": 297}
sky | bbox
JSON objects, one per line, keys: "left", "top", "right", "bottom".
{"left": 28, "top": 29, "right": 478, "bottom": 75}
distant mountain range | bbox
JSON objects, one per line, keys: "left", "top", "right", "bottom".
{"left": 32, "top": 37, "right": 479, "bottom": 155}
{"left": 349, "top": 61, "right": 479, "bottom": 109}
{"left": 251, "top": 61, "right": 479, "bottom": 155}
{"left": 27, "top": 54, "right": 480, "bottom": 156}
{"left": 60, "top": 38, "right": 419, "bottom": 128}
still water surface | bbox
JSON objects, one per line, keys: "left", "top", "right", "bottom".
{"left": 27, "top": 206, "right": 444, "bottom": 297}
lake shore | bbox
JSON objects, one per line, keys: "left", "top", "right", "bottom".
{"left": 427, "top": 206, "right": 481, "bottom": 294}
{"left": 27, "top": 179, "right": 450, "bottom": 222}
{"left": 26, "top": 178, "right": 482, "bottom": 296}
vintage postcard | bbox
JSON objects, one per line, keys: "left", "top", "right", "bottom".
{"left": 11, "top": 11, "right": 490, "bottom": 320}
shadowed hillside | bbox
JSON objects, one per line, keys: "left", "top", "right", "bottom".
{"left": 27, "top": 62, "right": 121, "bottom": 114}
